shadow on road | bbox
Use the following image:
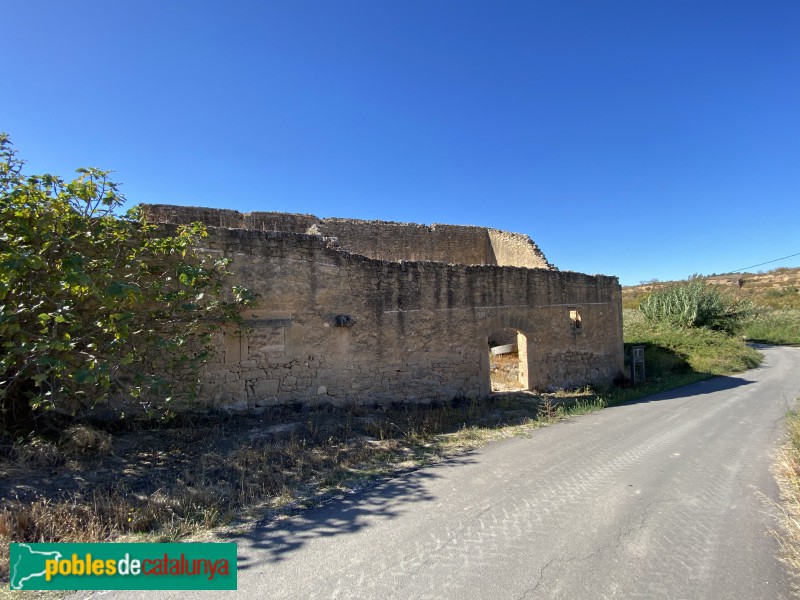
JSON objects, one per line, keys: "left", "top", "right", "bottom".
{"left": 225, "top": 453, "right": 476, "bottom": 571}
{"left": 620, "top": 374, "right": 754, "bottom": 406}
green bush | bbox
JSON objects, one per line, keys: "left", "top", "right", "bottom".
{"left": 639, "top": 280, "right": 754, "bottom": 333}
{"left": 0, "top": 134, "right": 253, "bottom": 432}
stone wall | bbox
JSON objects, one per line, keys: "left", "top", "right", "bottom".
{"left": 313, "top": 219, "right": 492, "bottom": 265}
{"left": 141, "top": 204, "right": 552, "bottom": 269}
{"left": 487, "top": 229, "right": 552, "bottom": 269}
{"left": 145, "top": 217, "right": 625, "bottom": 411}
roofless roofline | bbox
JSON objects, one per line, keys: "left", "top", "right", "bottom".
{"left": 141, "top": 204, "right": 555, "bottom": 270}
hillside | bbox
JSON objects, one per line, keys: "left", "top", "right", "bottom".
{"left": 623, "top": 266, "right": 800, "bottom": 346}
{"left": 623, "top": 266, "right": 800, "bottom": 310}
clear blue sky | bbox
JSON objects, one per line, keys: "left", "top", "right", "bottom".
{"left": 3, "top": 1, "right": 799, "bottom": 285}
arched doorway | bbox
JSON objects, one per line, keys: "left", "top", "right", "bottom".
{"left": 486, "top": 328, "right": 529, "bottom": 393}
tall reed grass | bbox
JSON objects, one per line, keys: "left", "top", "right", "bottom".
{"left": 640, "top": 280, "right": 754, "bottom": 332}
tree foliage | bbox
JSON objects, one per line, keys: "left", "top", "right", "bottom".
{"left": 0, "top": 134, "right": 252, "bottom": 432}
{"left": 639, "top": 280, "right": 754, "bottom": 333}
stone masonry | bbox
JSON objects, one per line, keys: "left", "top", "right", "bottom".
{"left": 142, "top": 204, "right": 625, "bottom": 411}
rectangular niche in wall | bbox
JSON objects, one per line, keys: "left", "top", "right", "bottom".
{"left": 246, "top": 310, "right": 292, "bottom": 358}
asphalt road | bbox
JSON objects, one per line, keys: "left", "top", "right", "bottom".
{"left": 85, "top": 345, "right": 800, "bottom": 599}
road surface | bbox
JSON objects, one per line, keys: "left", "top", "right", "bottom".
{"left": 85, "top": 345, "right": 800, "bottom": 599}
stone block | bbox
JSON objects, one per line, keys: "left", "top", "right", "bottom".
{"left": 253, "top": 379, "right": 279, "bottom": 396}
{"left": 241, "top": 369, "right": 267, "bottom": 381}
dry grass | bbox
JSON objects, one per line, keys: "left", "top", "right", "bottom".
{"left": 60, "top": 424, "right": 113, "bottom": 457}
{"left": 0, "top": 342, "right": 751, "bottom": 587}
{"left": 743, "top": 309, "right": 800, "bottom": 345}
{"left": 773, "top": 410, "right": 800, "bottom": 593}
{"left": 2, "top": 394, "right": 607, "bottom": 583}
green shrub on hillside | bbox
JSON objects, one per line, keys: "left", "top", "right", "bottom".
{"left": 639, "top": 281, "right": 754, "bottom": 333}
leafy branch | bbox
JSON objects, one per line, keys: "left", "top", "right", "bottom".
{"left": 0, "top": 134, "right": 253, "bottom": 432}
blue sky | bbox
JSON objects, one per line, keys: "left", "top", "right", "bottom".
{"left": 3, "top": 1, "right": 799, "bottom": 285}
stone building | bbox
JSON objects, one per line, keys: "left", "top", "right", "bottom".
{"left": 142, "top": 204, "right": 625, "bottom": 411}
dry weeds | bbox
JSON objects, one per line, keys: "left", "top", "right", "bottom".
{"left": 772, "top": 410, "right": 800, "bottom": 594}
{"left": 2, "top": 392, "right": 605, "bottom": 583}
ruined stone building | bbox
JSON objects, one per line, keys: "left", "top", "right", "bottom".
{"left": 143, "top": 205, "right": 625, "bottom": 411}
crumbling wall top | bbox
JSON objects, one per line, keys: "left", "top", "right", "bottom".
{"left": 140, "top": 203, "right": 553, "bottom": 269}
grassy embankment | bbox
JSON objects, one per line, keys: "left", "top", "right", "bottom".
{"left": 727, "top": 268, "right": 800, "bottom": 345}
{"left": 774, "top": 409, "right": 800, "bottom": 594}
{"left": 622, "top": 308, "right": 761, "bottom": 388}
{"left": 0, "top": 277, "right": 774, "bottom": 588}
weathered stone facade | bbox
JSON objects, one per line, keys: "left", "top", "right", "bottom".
{"left": 143, "top": 204, "right": 625, "bottom": 410}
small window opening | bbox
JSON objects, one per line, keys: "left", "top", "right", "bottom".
{"left": 570, "top": 309, "right": 582, "bottom": 332}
